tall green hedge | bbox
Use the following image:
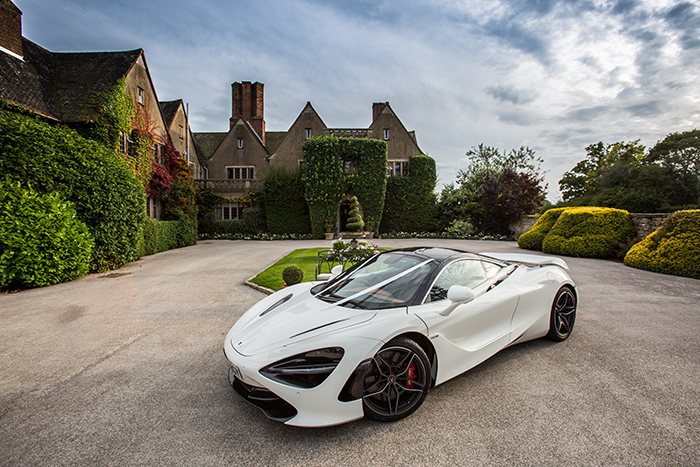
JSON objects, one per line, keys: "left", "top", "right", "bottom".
{"left": 624, "top": 210, "right": 700, "bottom": 279}
{"left": 0, "top": 101, "right": 146, "bottom": 272}
{"left": 518, "top": 207, "right": 570, "bottom": 251}
{"left": 542, "top": 207, "right": 637, "bottom": 258}
{"left": 1, "top": 178, "right": 94, "bottom": 289}
{"left": 263, "top": 166, "right": 311, "bottom": 234}
{"left": 303, "top": 137, "right": 387, "bottom": 238}
{"left": 380, "top": 154, "right": 438, "bottom": 233}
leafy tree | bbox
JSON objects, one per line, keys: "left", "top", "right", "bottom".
{"left": 559, "top": 134, "right": 699, "bottom": 211}
{"left": 439, "top": 145, "right": 546, "bottom": 235}
{"left": 559, "top": 140, "right": 645, "bottom": 202}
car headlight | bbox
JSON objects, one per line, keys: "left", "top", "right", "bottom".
{"left": 259, "top": 347, "right": 344, "bottom": 389}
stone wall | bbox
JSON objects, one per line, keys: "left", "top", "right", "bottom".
{"left": 629, "top": 213, "right": 672, "bottom": 238}
{"left": 510, "top": 212, "right": 673, "bottom": 240}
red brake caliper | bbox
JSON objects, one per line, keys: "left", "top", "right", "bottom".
{"left": 406, "top": 361, "right": 416, "bottom": 388}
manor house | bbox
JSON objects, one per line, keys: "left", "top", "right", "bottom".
{"left": 194, "top": 82, "right": 423, "bottom": 220}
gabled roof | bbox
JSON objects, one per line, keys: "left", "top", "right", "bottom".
{"left": 0, "top": 36, "right": 143, "bottom": 122}
{"left": 270, "top": 101, "right": 326, "bottom": 158}
{"left": 0, "top": 38, "right": 57, "bottom": 119}
{"left": 369, "top": 102, "right": 423, "bottom": 154}
{"left": 264, "top": 131, "right": 287, "bottom": 153}
{"left": 193, "top": 132, "right": 227, "bottom": 160}
{"left": 51, "top": 48, "right": 142, "bottom": 122}
{"left": 160, "top": 99, "right": 183, "bottom": 127}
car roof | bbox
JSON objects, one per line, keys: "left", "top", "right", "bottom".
{"left": 389, "top": 247, "right": 488, "bottom": 265}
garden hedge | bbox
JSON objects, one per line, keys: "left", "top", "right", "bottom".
{"left": 624, "top": 210, "right": 700, "bottom": 279}
{"left": 0, "top": 101, "right": 146, "bottom": 272}
{"left": 1, "top": 178, "right": 94, "bottom": 289}
{"left": 518, "top": 207, "right": 570, "bottom": 251}
{"left": 542, "top": 207, "right": 637, "bottom": 258}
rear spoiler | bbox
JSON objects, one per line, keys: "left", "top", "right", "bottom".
{"left": 480, "top": 252, "right": 569, "bottom": 270}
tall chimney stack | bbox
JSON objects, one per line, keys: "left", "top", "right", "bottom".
{"left": 231, "top": 81, "right": 265, "bottom": 145}
{"left": 0, "top": 0, "right": 23, "bottom": 59}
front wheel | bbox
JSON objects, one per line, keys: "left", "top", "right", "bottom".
{"left": 362, "top": 337, "right": 430, "bottom": 422}
{"left": 546, "top": 286, "right": 577, "bottom": 341}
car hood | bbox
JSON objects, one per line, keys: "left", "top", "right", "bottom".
{"left": 230, "top": 284, "right": 376, "bottom": 356}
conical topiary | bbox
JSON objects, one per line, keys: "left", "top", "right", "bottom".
{"left": 346, "top": 196, "right": 365, "bottom": 231}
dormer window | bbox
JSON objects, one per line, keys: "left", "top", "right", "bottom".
{"left": 137, "top": 87, "right": 144, "bottom": 105}
{"left": 237, "top": 138, "right": 244, "bottom": 149}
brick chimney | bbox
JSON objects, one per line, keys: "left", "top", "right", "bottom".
{"left": 231, "top": 81, "right": 265, "bottom": 145}
{"left": 372, "top": 102, "right": 389, "bottom": 123}
{"left": 0, "top": 0, "right": 23, "bottom": 58}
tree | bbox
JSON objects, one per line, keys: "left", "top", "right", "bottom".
{"left": 440, "top": 145, "right": 546, "bottom": 235}
{"left": 559, "top": 140, "right": 645, "bottom": 202}
{"left": 559, "top": 134, "right": 699, "bottom": 211}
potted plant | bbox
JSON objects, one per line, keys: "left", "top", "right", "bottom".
{"left": 324, "top": 218, "right": 335, "bottom": 240}
{"left": 364, "top": 216, "right": 375, "bottom": 239}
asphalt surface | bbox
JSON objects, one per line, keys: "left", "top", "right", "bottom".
{"left": 1, "top": 239, "right": 699, "bottom": 466}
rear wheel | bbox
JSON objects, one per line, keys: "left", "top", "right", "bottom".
{"left": 362, "top": 337, "right": 430, "bottom": 422}
{"left": 546, "top": 286, "right": 577, "bottom": 341}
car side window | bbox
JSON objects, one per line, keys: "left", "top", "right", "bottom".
{"left": 428, "top": 260, "right": 501, "bottom": 302}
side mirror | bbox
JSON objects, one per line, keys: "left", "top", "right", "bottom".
{"left": 440, "top": 285, "right": 475, "bottom": 316}
{"left": 331, "top": 265, "right": 344, "bottom": 277}
{"left": 316, "top": 265, "right": 344, "bottom": 282}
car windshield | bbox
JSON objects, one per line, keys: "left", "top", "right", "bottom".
{"left": 315, "top": 252, "right": 436, "bottom": 310}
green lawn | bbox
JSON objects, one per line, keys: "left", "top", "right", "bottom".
{"left": 249, "top": 248, "right": 328, "bottom": 291}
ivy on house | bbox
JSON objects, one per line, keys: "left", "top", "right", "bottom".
{"left": 381, "top": 154, "right": 438, "bottom": 233}
{"left": 302, "top": 136, "right": 387, "bottom": 238}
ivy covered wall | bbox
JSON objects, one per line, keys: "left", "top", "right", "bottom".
{"left": 380, "top": 154, "right": 438, "bottom": 233}
{"left": 302, "top": 136, "right": 387, "bottom": 238}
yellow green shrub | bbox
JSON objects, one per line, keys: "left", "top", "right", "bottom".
{"left": 624, "top": 210, "right": 700, "bottom": 279}
{"left": 518, "top": 207, "right": 569, "bottom": 251}
{"left": 542, "top": 207, "right": 637, "bottom": 258}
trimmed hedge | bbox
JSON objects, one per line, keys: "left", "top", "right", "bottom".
{"left": 380, "top": 154, "right": 438, "bottom": 233}
{"left": 142, "top": 218, "right": 179, "bottom": 256}
{"left": 624, "top": 210, "right": 700, "bottom": 279}
{"left": 1, "top": 179, "right": 94, "bottom": 289}
{"left": 0, "top": 101, "right": 146, "bottom": 272}
{"left": 542, "top": 207, "right": 637, "bottom": 258}
{"left": 518, "top": 207, "right": 570, "bottom": 251}
{"left": 263, "top": 166, "right": 311, "bottom": 235}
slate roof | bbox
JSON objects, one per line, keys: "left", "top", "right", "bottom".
{"left": 0, "top": 38, "right": 57, "bottom": 119}
{"left": 160, "top": 99, "right": 183, "bottom": 127}
{"left": 0, "top": 36, "right": 142, "bottom": 122}
{"left": 264, "top": 131, "right": 286, "bottom": 153}
{"left": 193, "top": 132, "right": 227, "bottom": 160}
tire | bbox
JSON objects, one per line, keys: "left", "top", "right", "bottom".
{"left": 362, "top": 337, "right": 431, "bottom": 422}
{"left": 546, "top": 286, "right": 577, "bottom": 341}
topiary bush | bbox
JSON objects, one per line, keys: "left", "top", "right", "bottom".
{"left": 518, "top": 207, "right": 570, "bottom": 251}
{"left": 346, "top": 196, "right": 365, "bottom": 231}
{"left": 624, "top": 210, "right": 700, "bottom": 279}
{"left": 542, "top": 207, "right": 637, "bottom": 258}
{"left": 282, "top": 265, "right": 304, "bottom": 286}
{"left": 1, "top": 179, "right": 94, "bottom": 289}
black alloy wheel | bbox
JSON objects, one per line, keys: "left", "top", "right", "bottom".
{"left": 546, "top": 286, "right": 577, "bottom": 341}
{"left": 362, "top": 337, "right": 430, "bottom": 422}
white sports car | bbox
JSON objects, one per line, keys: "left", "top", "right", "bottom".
{"left": 223, "top": 247, "right": 577, "bottom": 427}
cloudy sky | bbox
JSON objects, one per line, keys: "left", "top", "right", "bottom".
{"left": 15, "top": 0, "right": 700, "bottom": 199}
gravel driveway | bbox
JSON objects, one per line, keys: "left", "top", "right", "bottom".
{"left": 1, "top": 239, "right": 698, "bottom": 466}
